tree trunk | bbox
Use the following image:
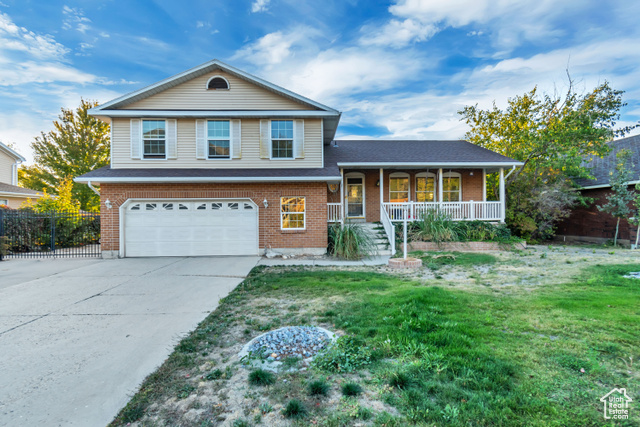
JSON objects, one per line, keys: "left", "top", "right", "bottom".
{"left": 635, "top": 222, "right": 640, "bottom": 249}
{"left": 614, "top": 217, "right": 620, "bottom": 247}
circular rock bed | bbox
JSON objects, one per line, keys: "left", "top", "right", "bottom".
{"left": 239, "top": 326, "right": 336, "bottom": 372}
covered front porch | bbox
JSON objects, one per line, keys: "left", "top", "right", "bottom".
{"left": 326, "top": 167, "right": 508, "bottom": 224}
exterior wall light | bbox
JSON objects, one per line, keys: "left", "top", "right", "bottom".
{"left": 263, "top": 199, "right": 269, "bottom": 208}
{"left": 105, "top": 199, "right": 112, "bottom": 209}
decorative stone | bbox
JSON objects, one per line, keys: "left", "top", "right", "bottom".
{"left": 388, "top": 257, "right": 423, "bottom": 269}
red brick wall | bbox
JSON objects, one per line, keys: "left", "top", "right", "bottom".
{"left": 556, "top": 186, "right": 638, "bottom": 244}
{"left": 100, "top": 182, "right": 327, "bottom": 252}
{"left": 331, "top": 169, "right": 484, "bottom": 222}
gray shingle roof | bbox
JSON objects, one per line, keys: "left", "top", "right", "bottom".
{"left": 326, "top": 140, "right": 521, "bottom": 165}
{"left": 0, "top": 183, "right": 42, "bottom": 196}
{"left": 575, "top": 134, "right": 640, "bottom": 188}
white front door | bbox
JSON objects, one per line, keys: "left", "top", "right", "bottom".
{"left": 123, "top": 199, "right": 259, "bottom": 257}
{"left": 346, "top": 175, "right": 365, "bottom": 218}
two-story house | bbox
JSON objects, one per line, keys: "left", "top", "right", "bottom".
{"left": 0, "top": 142, "right": 42, "bottom": 208}
{"left": 76, "top": 60, "right": 521, "bottom": 258}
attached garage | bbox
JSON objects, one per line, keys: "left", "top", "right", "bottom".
{"left": 123, "top": 199, "right": 259, "bottom": 257}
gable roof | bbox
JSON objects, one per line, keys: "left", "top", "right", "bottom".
{"left": 0, "top": 141, "right": 26, "bottom": 162}
{"left": 575, "top": 134, "right": 640, "bottom": 189}
{"left": 326, "top": 140, "right": 523, "bottom": 169}
{"left": 89, "top": 59, "right": 341, "bottom": 144}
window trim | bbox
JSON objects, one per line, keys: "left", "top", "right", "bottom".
{"left": 206, "top": 120, "right": 232, "bottom": 160}
{"left": 415, "top": 172, "right": 437, "bottom": 202}
{"left": 269, "top": 120, "right": 295, "bottom": 160}
{"left": 142, "top": 119, "right": 167, "bottom": 161}
{"left": 206, "top": 75, "right": 230, "bottom": 91}
{"left": 389, "top": 172, "right": 410, "bottom": 203}
{"left": 442, "top": 172, "right": 462, "bottom": 202}
{"left": 280, "top": 196, "right": 306, "bottom": 230}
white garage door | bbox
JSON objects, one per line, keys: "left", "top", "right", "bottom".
{"left": 124, "top": 200, "right": 258, "bottom": 257}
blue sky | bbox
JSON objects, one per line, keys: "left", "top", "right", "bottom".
{"left": 1, "top": 0, "right": 640, "bottom": 162}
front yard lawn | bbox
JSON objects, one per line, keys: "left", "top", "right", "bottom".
{"left": 112, "top": 253, "right": 639, "bottom": 426}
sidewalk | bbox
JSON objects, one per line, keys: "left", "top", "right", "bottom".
{"left": 257, "top": 255, "right": 390, "bottom": 266}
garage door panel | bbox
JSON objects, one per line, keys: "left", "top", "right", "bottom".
{"left": 124, "top": 199, "right": 258, "bottom": 257}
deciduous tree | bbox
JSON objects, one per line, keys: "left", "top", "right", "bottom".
{"left": 598, "top": 149, "right": 636, "bottom": 246}
{"left": 19, "top": 99, "right": 109, "bottom": 212}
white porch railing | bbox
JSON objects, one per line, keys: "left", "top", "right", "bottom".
{"left": 382, "top": 201, "right": 503, "bottom": 222}
{"left": 380, "top": 204, "right": 396, "bottom": 256}
{"left": 327, "top": 203, "right": 343, "bottom": 223}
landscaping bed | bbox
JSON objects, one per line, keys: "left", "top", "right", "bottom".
{"left": 111, "top": 245, "right": 640, "bottom": 426}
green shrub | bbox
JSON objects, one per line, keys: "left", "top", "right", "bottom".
{"left": 341, "top": 382, "right": 363, "bottom": 397}
{"left": 248, "top": 369, "right": 275, "bottom": 386}
{"left": 410, "top": 210, "right": 459, "bottom": 244}
{"left": 308, "top": 379, "right": 330, "bottom": 396}
{"left": 328, "top": 223, "right": 375, "bottom": 260}
{"left": 282, "top": 399, "right": 306, "bottom": 418}
{"left": 313, "top": 336, "right": 372, "bottom": 373}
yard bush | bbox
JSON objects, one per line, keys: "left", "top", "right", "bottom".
{"left": 328, "top": 223, "right": 375, "bottom": 260}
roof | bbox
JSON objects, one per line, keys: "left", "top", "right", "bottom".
{"left": 0, "top": 141, "right": 26, "bottom": 162}
{"left": 326, "top": 140, "right": 523, "bottom": 168}
{"left": 0, "top": 182, "right": 42, "bottom": 196}
{"left": 575, "top": 134, "right": 640, "bottom": 189}
{"left": 75, "top": 165, "right": 341, "bottom": 184}
{"left": 89, "top": 59, "right": 341, "bottom": 144}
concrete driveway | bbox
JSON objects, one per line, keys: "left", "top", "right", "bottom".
{"left": 0, "top": 256, "right": 259, "bottom": 426}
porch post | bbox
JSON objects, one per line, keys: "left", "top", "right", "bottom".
{"left": 379, "top": 168, "right": 384, "bottom": 220}
{"left": 340, "top": 168, "right": 345, "bottom": 223}
{"left": 438, "top": 168, "right": 443, "bottom": 207}
{"left": 482, "top": 168, "right": 486, "bottom": 201}
{"left": 499, "top": 167, "right": 505, "bottom": 222}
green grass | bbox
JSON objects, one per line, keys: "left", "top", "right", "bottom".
{"left": 110, "top": 264, "right": 640, "bottom": 426}
{"left": 248, "top": 369, "right": 275, "bottom": 386}
{"left": 412, "top": 250, "right": 498, "bottom": 268}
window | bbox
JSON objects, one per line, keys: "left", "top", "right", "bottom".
{"left": 207, "top": 76, "right": 229, "bottom": 90}
{"left": 271, "top": 120, "right": 293, "bottom": 159}
{"left": 389, "top": 173, "right": 409, "bottom": 203}
{"left": 443, "top": 172, "right": 461, "bottom": 202}
{"left": 207, "top": 121, "right": 230, "bottom": 159}
{"left": 143, "top": 120, "right": 166, "bottom": 159}
{"left": 416, "top": 173, "right": 436, "bottom": 202}
{"left": 281, "top": 197, "right": 305, "bottom": 229}
{"left": 0, "top": 199, "right": 8, "bottom": 206}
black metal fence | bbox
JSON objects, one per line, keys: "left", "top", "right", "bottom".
{"left": 0, "top": 209, "right": 100, "bottom": 259}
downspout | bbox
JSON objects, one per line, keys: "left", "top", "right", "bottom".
{"left": 504, "top": 165, "right": 517, "bottom": 181}
{"left": 87, "top": 181, "right": 100, "bottom": 197}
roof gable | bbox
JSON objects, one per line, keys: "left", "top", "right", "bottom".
{"left": 91, "top": 59, "right": 339, "bottom": 114}
{"left": 0, "top": 141, "right": 26, "bottom": 162}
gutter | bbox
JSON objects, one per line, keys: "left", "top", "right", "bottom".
{"left": 90, "top": 110, "right": 339, "bottom": 119}
{"left": 336, "top": 161, "right": 524, "bottom": 168}
{"left": 74, "top": 175, "right": 343, "bottom": 184}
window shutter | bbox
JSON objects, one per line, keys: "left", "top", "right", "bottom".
{"left": 231, "top": 119, "right": 241, "bottom": 159}
{"left": 130, "top": 119, "right": 141, "bottom": 160}
{"left": 293, "top": 120, "right": 304, "bottom": 158}
{"left": 259, "top": 120, "right": 270, "bottom": 159}
{"left": 166, "top": 119, "right": 177, "bottom": 159}
{"left": 195, "top": 120, "right": 206, "bottom": 159}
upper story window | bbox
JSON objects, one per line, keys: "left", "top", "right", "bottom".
{"left": 416, "top": 172, "right": 436, "bottom": 202}
{"left": 142, "top": 120, "right": 166, "bottom": 159}
{"left": 443, "top": 172, "right": 462, "bottom": 202}
{"left": 271, "top": 120, "right": 294, "bottom": 159}
{"left": 207, "top": 76, "right": 229, "bottom": 90}
{"left": 389, "top": 172, "right": 409, "bottom": 203}
{"left": 207, "top": 120, "right": 230, "bottom": 159}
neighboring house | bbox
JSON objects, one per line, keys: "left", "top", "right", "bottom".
{"left": 556, "top": 134, "right": 640, "bottom": 246}
{"left": 76, "top": 60, "right": 522, "bottom": 258}
{"left": 0, "top": 142, "right": 42, "bottom": 208}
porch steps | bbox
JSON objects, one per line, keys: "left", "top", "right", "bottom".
{"left": 359, "top": 222, "right": 393, "bottom": 256}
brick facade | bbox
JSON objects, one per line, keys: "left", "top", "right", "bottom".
{"left": 100, "top": 182, "right": 328, "bottom": 254}
{"left": 327, "top": 169, "right": 485, "bottom": 222}
{"left": 556, "top": 186, "right": 639, "bottom": 246}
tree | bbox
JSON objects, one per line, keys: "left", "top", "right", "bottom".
{"left": 459, "top": 80, "right": 633, "bottom": 240}
{"left": 630, "top": 183, "right": 640, "bottom": 249}
{"left": 20, "top": 177, "right": 80, "bottom": 213}
{"left": 19, "top": 99, "right": 109, "bottom": 212}
{"left": 597, "top": 149, "right": 636, "bottom": 246}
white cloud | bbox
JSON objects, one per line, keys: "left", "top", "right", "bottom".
{"left": 360, "top": 18, "right": 436, "bottom": 48}
{"left": 0, "top": 60, "right": 96, "bottom": 86}
{"left": 196, "top": 21, "right": 211, "bottom": 29}
{"left": 62, "top": 5, "right": 91, "bottom": 34}
{"left": 233, "top": 27, "right": 322, "bottom": 67}
{"left": 0, "top": 12, "right": 68, "bottom": 59}
{"left": 251, "top": 0, "right": 271, "bottom": 13}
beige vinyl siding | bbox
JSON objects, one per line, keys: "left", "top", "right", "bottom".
{"left": 123, "top": 71, "right": 312, "bottom": 111}
{"left": 111, "top": 118, "right": 323, "bottom": 169}
{"left": 3, "top": 195, "right": 33, "bottom": 209}
{"left": 0, "top": 150, "right": 16, "bottom": 184}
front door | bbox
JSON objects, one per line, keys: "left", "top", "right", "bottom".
{"left": 346, "top": 176, "right": 365, "bottom": 218}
